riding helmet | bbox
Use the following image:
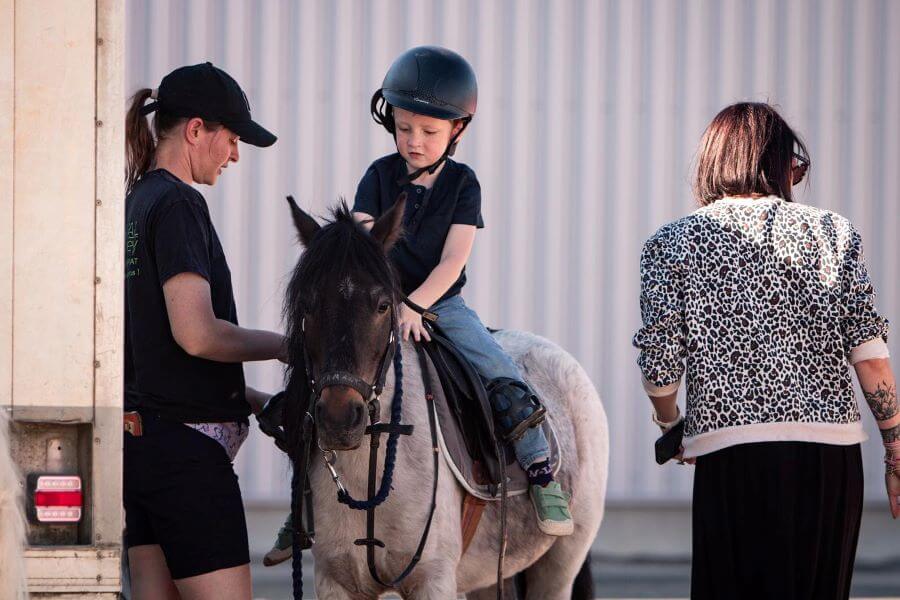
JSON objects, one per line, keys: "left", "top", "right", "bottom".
{"left": 371, "top": 46, "right": 478, "bottom": 133}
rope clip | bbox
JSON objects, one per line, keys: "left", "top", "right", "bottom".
{"left": 322, "top": 448, "right": 347, "bottom": 495}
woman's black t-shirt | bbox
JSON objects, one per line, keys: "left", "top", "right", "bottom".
{"left": 124, "top": 169, "right": 248, "bottom": 423}
{"left": 353, "top": 153, "right": 484, "bottom": 302}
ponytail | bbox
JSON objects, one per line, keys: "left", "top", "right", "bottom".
{"left": 125, "top": 88, "right": 155, "bottom": 193}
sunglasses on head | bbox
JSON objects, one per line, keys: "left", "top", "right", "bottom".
{"left": 791, "top": 151, "right": 809, "bottom": 185}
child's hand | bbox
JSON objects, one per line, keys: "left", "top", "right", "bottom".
{"left": 399, "top": 303, "right": 432, "bottom": 342}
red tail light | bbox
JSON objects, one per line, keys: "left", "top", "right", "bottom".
{"left": 34, "top": 475, "right": 82, "bottom": 523}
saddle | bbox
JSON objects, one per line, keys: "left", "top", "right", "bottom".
{"left": 420, "top": 325, "right": 562, "bottom": 501}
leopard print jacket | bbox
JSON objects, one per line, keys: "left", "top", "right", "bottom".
{"left": 633, "top": 196, "right": 889, "bottom": 457}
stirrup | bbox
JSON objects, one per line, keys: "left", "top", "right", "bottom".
{"left": 486, "top": 378, "right": 547, "bottom": 443}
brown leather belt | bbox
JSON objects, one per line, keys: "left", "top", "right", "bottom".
{"left": 124, "top": 411, "right": 143, "bottom": 437}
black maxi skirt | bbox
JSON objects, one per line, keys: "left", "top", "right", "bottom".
{"left": 691, "top": 441, "right": 864, "bottom": 600}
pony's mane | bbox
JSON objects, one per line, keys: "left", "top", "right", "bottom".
{"left": 283, "top": 200, "right": 399, "bottom": 367}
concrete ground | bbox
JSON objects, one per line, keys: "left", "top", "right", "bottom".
{"left": 244, "top": 502, "right": 900, "bottom": 599}
{"left": 249, "top": 555, "right": 900, "bottom": 599}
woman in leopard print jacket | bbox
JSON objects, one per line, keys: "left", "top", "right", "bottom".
{"left": 634, "top": 102, "right": 899, "bottom": 600}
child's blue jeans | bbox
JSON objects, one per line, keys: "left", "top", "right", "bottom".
{"left": 429, "top": 295, "right": 550, "bottom": 469}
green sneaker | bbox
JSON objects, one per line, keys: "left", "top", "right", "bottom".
{"left": 263, "top": 513, "right": 293, "bottom": 567}
{"left": 529, "top": 482, "right": 574, "bottom": 536}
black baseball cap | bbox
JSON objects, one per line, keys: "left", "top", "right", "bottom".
{"left": 141, "top": 62, "right": 276, "bottom": 147}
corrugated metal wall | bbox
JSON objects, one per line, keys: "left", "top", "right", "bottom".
{"left": 126, "top": 0, "right": 900, "bottom": 503}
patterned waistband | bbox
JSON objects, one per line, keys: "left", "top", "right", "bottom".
{"left": 184, "top": 421, "right": 250, "bottom": 462}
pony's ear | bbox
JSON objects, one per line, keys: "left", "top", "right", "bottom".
{"left": 286, "top": 196, "right": 321, "bottom": 248}
{"left": 370, "top": 193, "right": 406, "bottom": 251}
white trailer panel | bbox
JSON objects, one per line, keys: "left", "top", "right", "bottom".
{"left": 3, "top": 0, "right": 124, "bottom": 596}
{"left": 12, "top": 0, "right": 97, "bottom": 415}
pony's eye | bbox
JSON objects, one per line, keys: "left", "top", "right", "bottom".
{"left": 377, "top": 302, "right": 390, "bottom": 314}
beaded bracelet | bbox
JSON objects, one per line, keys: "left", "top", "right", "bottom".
{"left": 651, "top": 406, "right": 683, "bottom": 431}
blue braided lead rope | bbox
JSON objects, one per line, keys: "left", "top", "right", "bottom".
{"left": 290, "top": 467, "right": 304, "bottom": 599}
{"left": 336, "top": 345, "right": 404, "bottom": 510}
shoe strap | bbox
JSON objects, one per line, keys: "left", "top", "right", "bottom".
{"left": 534, "top": 489, "right": 570, "bottom": 509}
{"left": 539, "top": 497, "right": 570, "bottom": 510}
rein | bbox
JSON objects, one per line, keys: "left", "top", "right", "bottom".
{"left": 351, "top": 344, "right": 440, "bottom": 588}
{"left": 289, "top": 297, "right": 507, "bottom": 599}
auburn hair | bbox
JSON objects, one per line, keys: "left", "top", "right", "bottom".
{"left": 694, "top": 102, "right": 809, "bottom": 205}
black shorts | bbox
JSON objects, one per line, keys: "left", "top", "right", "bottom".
{"left": 123, "top": 412, "right": 249, "bottom": 580}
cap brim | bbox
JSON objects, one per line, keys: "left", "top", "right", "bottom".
{"left": 226, "top": 119, "right": 277, "bottom": 147}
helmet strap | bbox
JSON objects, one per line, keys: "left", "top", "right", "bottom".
{"left": 370, "top": 90, "right": 395, "bottom": 134}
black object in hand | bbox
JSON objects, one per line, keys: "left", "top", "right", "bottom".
{"left": 256, "top": 391, "right": 287, "bottom": 452}
{"left": 655, "top": 419, "right": 685, "bottom": 465}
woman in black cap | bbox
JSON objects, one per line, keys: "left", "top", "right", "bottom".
{"left": 123, "top": 62, "right": 281, "bottom": 599}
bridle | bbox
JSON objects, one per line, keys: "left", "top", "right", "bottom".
{"left": 290, "top": 300, "right": 440, "bottom": 596}
{"left": 299, "top": 308, "right": 397, "bottom": 415}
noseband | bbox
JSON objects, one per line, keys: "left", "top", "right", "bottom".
{"left": 300, "top": 309, "right": 397, "bottom": 409}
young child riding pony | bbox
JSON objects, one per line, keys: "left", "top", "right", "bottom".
{"left": 265, "top": 45, "right": 572, "bottom": 567}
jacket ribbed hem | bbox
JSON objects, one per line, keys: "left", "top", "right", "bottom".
{"left": 683, "top": 421, "right": 868, "bottom": 459}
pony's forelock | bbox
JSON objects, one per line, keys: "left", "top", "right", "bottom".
{"left": 282, "top": 200, "right": 400, "bottom": 374}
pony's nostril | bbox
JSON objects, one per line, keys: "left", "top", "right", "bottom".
{"left": 352, "top": 403, "right": 365, "bottom": 428}
{"left": 316, "top": 394, "right": 366, "bottom": 432}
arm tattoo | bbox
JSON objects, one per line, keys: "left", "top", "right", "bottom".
{"left": 862, "top": 381, "right": 899, "bottom": 443}
{"left": 863, "top": 381, "right": 898, "bottom": 421}
{"left": 883, "top": 423, "right": 900, "bottom": 444}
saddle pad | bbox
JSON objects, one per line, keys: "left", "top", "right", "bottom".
{"left": 422, "top": 354, "right": 563, "bottom": 501}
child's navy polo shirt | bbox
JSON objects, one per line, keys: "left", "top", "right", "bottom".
{"left": 353, "top": 153, "right": 484, "bottom": 302}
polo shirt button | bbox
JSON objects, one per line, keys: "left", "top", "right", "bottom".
{"left": 416, "top": 188, "right": 423, "bottom": 194}
{"left": 414, "top": 203, "right": 420, "bottom": 208}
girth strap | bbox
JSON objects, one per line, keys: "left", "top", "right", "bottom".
{"left": 461, "top": 494, "right": 487, "bottom": 555}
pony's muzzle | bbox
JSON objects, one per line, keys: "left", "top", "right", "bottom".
{"left": 315, "top": 387, "right": 367, "bottom": 450}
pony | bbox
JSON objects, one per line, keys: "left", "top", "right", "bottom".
{"left": 0, "top": 407, "right": 28, "bottom": 599}
{"left": 281, "top": 196, "right": 608, "bottom": 599}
